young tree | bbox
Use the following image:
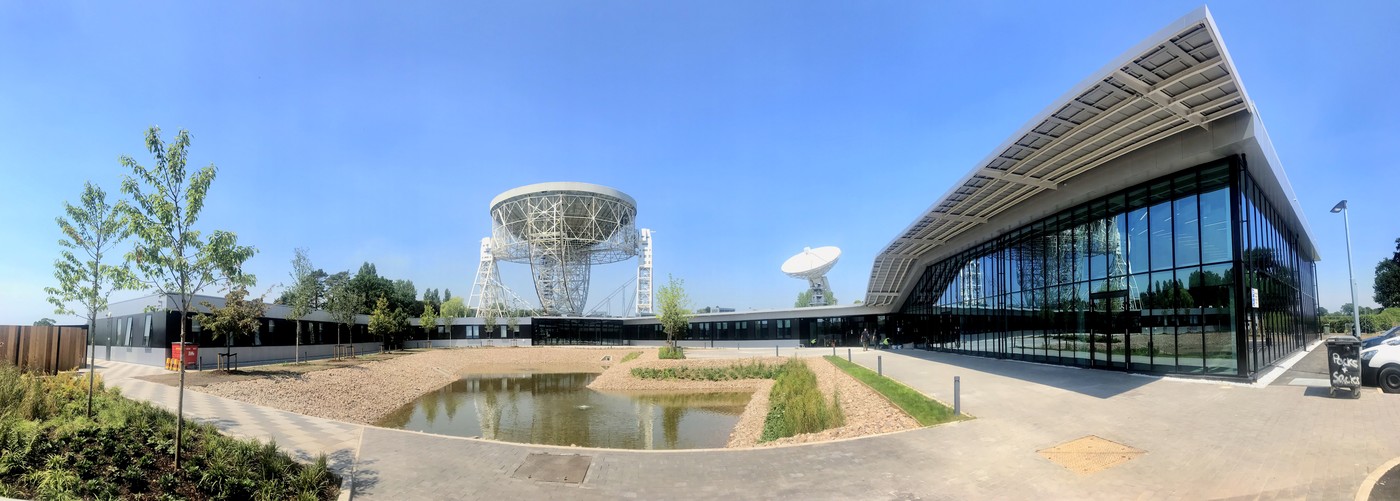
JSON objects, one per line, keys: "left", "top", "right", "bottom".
{"left": 440, "top": 296, "right": 466, "bottom": 341}
{"left": 44, "top": 182, "right": 134, "bottom": 418}
{"left": 119, "top": 127, "right": 257, "bottom": 470}
{"left": 420, "top": 302, "right": 438, "bottom": 346}
{"left": 325, "top": 277, "right": 360, "bottom": 348}
{"left": 507, "top": 315, "right": 519, "bottom": 337}
{"left": 657, "top": 274, "right": 693, "bottom": 350}
{"left": 483, "top": 309, "right": 499, "bottom": 340}
{"left": 287, "top": 248, "right": 315, "bottom": 363}
{"left": 195, "top": 285, "right": 267, "bottom": 366}
{"left": 368, "top": 295, "right": 394, "bottom": 352}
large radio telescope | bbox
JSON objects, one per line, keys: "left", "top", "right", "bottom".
{"left": 783, "top": 246, "right": 841, "bottom": 307}
{"left": 489, "top": 182, "right": 639, "bottom": 316}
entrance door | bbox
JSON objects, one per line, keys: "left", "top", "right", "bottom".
{"left": 1090, "top": 291, "right": 1129, "bottom": 370}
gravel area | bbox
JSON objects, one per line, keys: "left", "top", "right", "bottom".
{"left": 195, "top": 347, "right": 922, "bottom": 448}
{"left": 194, "top": 347, "right": 635, "bottom": 425}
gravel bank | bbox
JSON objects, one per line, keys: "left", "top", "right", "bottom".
{"left": 194, "top": 347, "right": 635, "bottom": 425}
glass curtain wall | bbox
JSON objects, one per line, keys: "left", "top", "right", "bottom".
{"left": 902, "top": 157, "right": 1282, "bottom": 377}
{"left": 1239, "top": 166, "right": 1321, "bottom": 373}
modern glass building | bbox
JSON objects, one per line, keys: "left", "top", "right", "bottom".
{"left": 863, "top": 7, "right": 1320, "bottom": 379}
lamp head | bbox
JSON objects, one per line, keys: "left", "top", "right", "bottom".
{"left": 1331, "top": 200, "right": 1347, "bottom": 213}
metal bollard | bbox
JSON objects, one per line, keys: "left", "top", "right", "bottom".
{"left": 847, "top": 349, "right": 851, "bottom": 362}
{"left": 878, "top": 356, "right": 883, "bottom": 376}
{"left": 954, "top": 376, "right": 961, "bottom": 416}
{"left": 832, "top": 345, "right": 836, "bottom": 357}
{"left": 776, "top": 345, "right": 780, "bottom": 357}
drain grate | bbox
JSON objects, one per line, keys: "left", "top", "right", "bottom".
{"left": 1037, "top": 435, "right": 1144, "bottom": 474}
{"left": 512, "top": 453, "right": 592, "bottom": 484}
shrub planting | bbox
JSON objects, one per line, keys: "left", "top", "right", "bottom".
{"left": 620, "top": 351, "right": 642, "bottom": 363}
{"left": 0, "top": 365, "right": 339, "bottom": 500}
{"left": 658, "top": 345, "right": 686, "bottom": 359}
{"left": 759, "top": 359, "right": 844, "bottom": 442}
{"left": 631, "top": 360, "right": 781, "bottom": 381}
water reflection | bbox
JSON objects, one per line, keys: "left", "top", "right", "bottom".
{"left": 377, "top": 373, "right": 751, "bottom": 450}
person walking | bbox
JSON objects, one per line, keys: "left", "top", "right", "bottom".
{"left": 861, "top": 328, "right": 870, "bottom": 351}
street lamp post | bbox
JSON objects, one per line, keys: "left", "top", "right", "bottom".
{"left": 1331, "top": 200, "right": 1361, "bottom": 338}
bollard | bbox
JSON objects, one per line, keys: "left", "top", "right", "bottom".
{"left": 878, "top": 356, "right": 883, "bottom": 376}
{"left": 832, "top": 345, "right": 836, "bottom": 357}
{"left": 776, "top": 345, "right": 779, "bottom": 357}
{"left": 847, "top": 348, "right": 851, "bottom": 362}
{"left": 954, "top": 376, "right": 961, "bottom": 416}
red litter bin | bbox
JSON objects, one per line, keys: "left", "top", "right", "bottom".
{"left": 171, "top": 342, "right": 199, "bottom": 366}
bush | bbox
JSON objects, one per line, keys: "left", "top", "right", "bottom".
{"left": 631, "top": 360, "right": 781, "bottom": 381}
{"left": 760, "top": 359, "right": 843, "bottom": 442}
{"left": 620, "top": 351, "right": 642, "bottom": 363}
{"left": 658, "top": 346, "right": 686, "bottom": 359}
{"left": 0, "top": 365, "right": 339, "bottom": 500}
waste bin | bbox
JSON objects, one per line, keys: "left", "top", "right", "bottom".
{"left": 1325, "top": 335, "right": 1362, "bottom": 398}
{"left": 171, "top": 342, "right": 198, "bottom": 367}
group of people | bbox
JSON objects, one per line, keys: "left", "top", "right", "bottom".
{"left": 859, "top": 328, "right": 894, "bottom": 351}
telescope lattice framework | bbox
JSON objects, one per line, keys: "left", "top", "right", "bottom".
{"left": 489, "top": 182, "right": 639, "bottom": 316}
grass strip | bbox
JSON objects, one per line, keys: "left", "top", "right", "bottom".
{"left": 824, "top": 355, "right": 959, "bottom": 426}
{"left": 658, "top": 346, "right": 685, "bottom": 359}
{"left": 620, "top": 351, "right": 642, "bottom": 363}
{"left": 759, "top": 359, "right": 843, "bottom": 442}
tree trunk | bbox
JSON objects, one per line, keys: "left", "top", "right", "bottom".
{"left": 175, "top": 308, "right": 187, "bottom": 471}
{"left": 295, "top": 320, "right": 301, "bottom": 363}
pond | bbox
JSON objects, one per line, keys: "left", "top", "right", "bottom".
{"left": 377, "top": 373, "right": 752, "bottom": 450}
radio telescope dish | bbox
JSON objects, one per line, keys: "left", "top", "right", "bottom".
{"left": 783, "top": 246, "right": 840, "bottom": 306}
{"left": 489, "top": 182, "right": 639, "bottom": 316}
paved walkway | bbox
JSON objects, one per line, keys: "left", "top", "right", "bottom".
{"left": 97, "top": 345, "right": 1400, "bottom": 500}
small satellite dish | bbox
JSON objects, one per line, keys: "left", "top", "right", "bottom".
{"left": 783, "top": 246, "right": 840, "bottom": 306}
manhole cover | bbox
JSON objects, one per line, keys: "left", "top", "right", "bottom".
{"left": 1037, "top": 435, "right": 1145, "bottom": 474}
{"left": 512, "top": 453, "right": 592, "bottom": 484}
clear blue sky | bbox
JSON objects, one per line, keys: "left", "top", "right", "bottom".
{"left": 3, "top": 1, "right": 1397, "bottom": 325}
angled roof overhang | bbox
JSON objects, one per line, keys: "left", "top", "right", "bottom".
{"left": 864, "top": 6, "right": 1317, "bottom": 308}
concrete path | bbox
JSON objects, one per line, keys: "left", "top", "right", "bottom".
{"left": 97, "top": 344, "right": 1400, "bottom": 500}
{"left": 95, "top": 362, "right": 363, "bottom": 474}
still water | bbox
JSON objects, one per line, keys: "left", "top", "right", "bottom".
{"left": 377, "top": 373, "right": 751, "bottom": 450}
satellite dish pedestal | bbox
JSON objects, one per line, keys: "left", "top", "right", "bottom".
{"left": 782, "top": 246, "right": 842, "bottom": 307}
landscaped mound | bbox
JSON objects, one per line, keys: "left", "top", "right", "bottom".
{"left": 0, "top": 365, "right": 339, "bottom": 500}
{"left": 632, "top": 358, "right": 845, "bottom": 442}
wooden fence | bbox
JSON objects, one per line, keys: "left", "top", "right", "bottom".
{"left": 0, "top": 325, "right": 89, "bottom": 374}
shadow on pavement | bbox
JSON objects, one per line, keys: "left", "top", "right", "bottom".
{"left": 352, "top": 457, "right": 380, "bottom": 496}
{"left": 891, "top": 349, "right": 1158, "bottom": 399}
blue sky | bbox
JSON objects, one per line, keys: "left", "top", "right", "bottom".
{"left": 2, "top": 1, "right": 1397, "bottom": 324}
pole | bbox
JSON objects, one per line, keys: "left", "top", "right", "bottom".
{"left": 878, "top": 355, "right": 883, "bottom": 376}
{"left": 954, "top": 376, "right": 961, "bottom": 415}
{"left": 86, "top": 316, "right": 95, "bottom": 418}
{"left": 776, "top": 345, "right": 779, "bottom": 357}
{"left": 1343, "top": 206, "right": 1361, "bottom": 339}
{"left": 847, "top": 348, "right": 851, "bottom": 362}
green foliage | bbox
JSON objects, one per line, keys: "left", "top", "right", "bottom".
{"left": 420, "top": 303, "right": 438, "bottom": 338}
{"left": 195, "top": 285, "right": 268, "bottom": 356}
{"left": 1376, "top": 238, "right": 1400, "bottom": 308}
{"left": 286, "top": 248, "right": 316, "bottom": 350}
{"left": 824, "top": 356, "right": 958, "bottom": 426}
{"left": 658, "top": 345, "right": 686, "bottom": 359}
{"left": 32, "top": 318, "right": 56, "bottom": 326}
{"left": 368, "top": 295, "right": 410, "bottom": 349}
{"left": 439, "top": 297, "right": 468, "bottom": 335}
{"left": 631, "top": 360, "right": 781, "bottom": 381}
{"left": 795, "top": 289, "right": 838, "bottom": 307}
{"left": 760, "top": 359, "right": 844, "bottom": 442}
{"left": 0, "top": 366, "right": 338, "bottom": 499}
{"left": 45, "top": 181, "right": 135, "bottom": 329}
{"left": 657, "top": 274, "right": 693, "bottom": 348}
{"left": 119, "top": 127, "right": 258, "bottom": 335}
{"left": 620, "top": 351, "right": 642, "bottom": 363}
{"left": 325, "top": 274, "right": 361, "bottom": 345}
